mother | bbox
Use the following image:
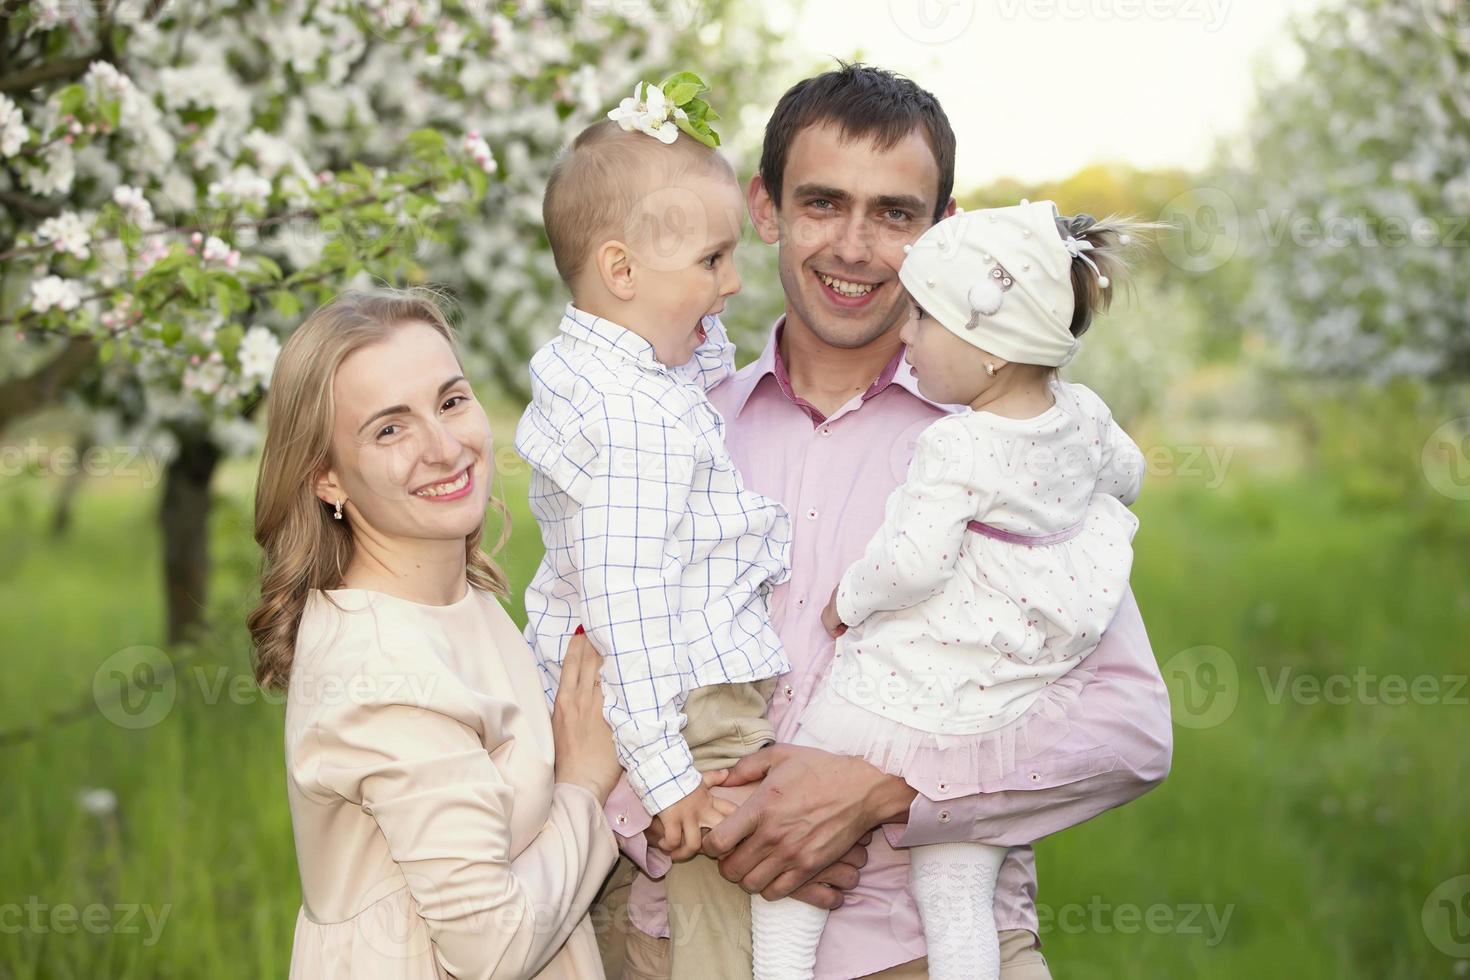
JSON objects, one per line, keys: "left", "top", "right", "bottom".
{"left": 248, "top": 288, "right": 635, "bottom": 978}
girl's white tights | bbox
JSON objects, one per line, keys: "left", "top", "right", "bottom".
{"left": 909, "top": 840, "right": 1010, "bottom": 980}
{"left": 750, "top": 893, "right": 828, "bottom": 980}
{"left": 749, "top": 725, "right": 1010, "bottom": 979}
{"left": 750, "top": 725, "right": 829, "bottom": 979}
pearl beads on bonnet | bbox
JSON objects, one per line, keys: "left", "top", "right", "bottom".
{"left": 899, "top": 199, "right": 1089, "bottom": 368}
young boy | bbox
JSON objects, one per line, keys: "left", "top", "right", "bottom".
{"left": 516, "top": 113, "right": 790, "bottom": 890}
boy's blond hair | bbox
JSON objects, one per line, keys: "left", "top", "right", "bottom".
{"left": 542, "top": 120, "right": 736, "bottom": 284}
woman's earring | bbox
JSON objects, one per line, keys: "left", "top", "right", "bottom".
{"left": 985, "top": 362, "right": 997, "bottom": 377}
{"left": 334, "top": 499, "right": 344, "bottom": 520}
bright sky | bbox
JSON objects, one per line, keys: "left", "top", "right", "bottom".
{"left": 772, "top": 0, "right": 1327, "bottom": 189}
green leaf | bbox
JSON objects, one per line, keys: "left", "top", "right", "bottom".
{"left": 180, "top": 266, "right": 206, "bottom": 300}
{"left": 56, "top": 85, "right": 87, "bottom": 117}
{"left": 464, "top": 164, "right": 489, "bottom": 201}
{"left": 269, "top": 289, "right": 302, "bottom": 319}
{"left": 254, "top": 256, "right": 284, "bottom": 281}
{"left": 217, "top": 323, "right": 244, "bottom": 362}
{"left": 675, "top": 115, "right": 719, "bottom": 149}
{"left": 407, "top": 128, "right": 447, "bottom": 162}
{"left": 160, "top": 320, "right": 183, "bottom": 346}
{"left": 658, "top": 71, "right": 707, "bottom": 104}
{"left": 664, "top": 81, "right": 701, "bottom": 107}
{"left": 99, "top": 340, "right": 116, "bottom": 364}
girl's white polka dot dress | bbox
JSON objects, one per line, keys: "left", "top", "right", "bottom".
{"left": 800, "top": 379, "right": 1145, "bottom": 789}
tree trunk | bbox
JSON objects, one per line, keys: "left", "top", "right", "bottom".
{"left": 49, "top": 431, "right": 94, "bottom": 538}
{"left": 160, "top": 427, "right": 221, "bottom": 644}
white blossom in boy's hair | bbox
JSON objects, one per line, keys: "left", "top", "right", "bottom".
{"left": 607, "top": 81, "right": 681, "bottom": 144}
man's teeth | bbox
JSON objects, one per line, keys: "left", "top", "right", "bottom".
{"left": 414, "top": 469, "right": 469, "bottom": 497}
{"left": 819, "top": 273, "right": 875, "bottom": 297}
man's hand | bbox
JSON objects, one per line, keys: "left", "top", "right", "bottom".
{"left": 789, "top": 834, "right": 871, "bottom": 911}
{"left": 700, "top": 743, "right": 918, "bottom": 900}
{"left": 652, "top": 773, "right": 735, "bottom": 861}
{"left": 820, "top": 585, "right": 846, "bottom": 638}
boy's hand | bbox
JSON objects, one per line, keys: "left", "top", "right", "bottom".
{"left": 821, "top": 585, "right": 847, "bottom": 638}
{"left": 654, "top": 776, "right": 736, "bottom": 861}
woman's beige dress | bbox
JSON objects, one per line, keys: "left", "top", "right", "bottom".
{"left": 283, "top": 585, "right": 618, "bottom": 979}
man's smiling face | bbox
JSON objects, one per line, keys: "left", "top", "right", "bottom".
{"left": 751, "top": 121, "right": 949, "bottom": 350}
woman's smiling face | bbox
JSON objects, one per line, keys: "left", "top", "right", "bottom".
{"left": 317, "top": 320, "right": 493, "bottom": 543}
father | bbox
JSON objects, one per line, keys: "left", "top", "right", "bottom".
{"left": 593, "top": 63, "right": 1173, "bottom": 979}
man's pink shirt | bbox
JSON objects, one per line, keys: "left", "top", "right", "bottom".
{"left": 603, "top": 319, "right": 1173, "bottom": 979}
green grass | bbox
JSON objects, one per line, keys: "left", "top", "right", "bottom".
{"left": 1, "top": 410, "right": 1467, "bottom": 978}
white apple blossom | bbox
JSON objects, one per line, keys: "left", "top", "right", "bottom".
{"left": 567, "top": 65, "right": 602, "bottom": 115}
{"left": 30, "top": 276, "right": 83, "bottom": 314}
{"left": 112, "top": 184, "right": 154, "bottom": 227}
{"left": 280, "top": 24, "right": 327, "bottom": 74}
{"left": 22, "top": 142, "right": 75, "bottom": 196}
{"left": 607, "top": 81, "right": 679, "bottom": 144}
{"left": 463, "top": 131, "right": 498, "bottom": 174}
{"left": 207, "top": 167, "right": 273, "bottom": 209}
{"left": 28, "top": 0, "right": 66, "bottom": 33}
{"left": 36, "top": 211, "right": 92, "bottom": 260}
{"left": 238, "top": 326, "right": 283, "bottom": 387}
{"left": 0, "top": 95, "right": 26, "bottom": 157}
{"left": 182, "top": 359, "right": 227, "bottom": 397}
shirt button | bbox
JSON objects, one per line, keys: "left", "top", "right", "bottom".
{"left": 784, "top": 685, "right": 794, "bottom": 700}
{"left": 938, "top": 809, "right": 951, "bottom": 823}
{"left": 806, "top": 509, "right": 818, "bottom": 520}
{"left": 615, "top": 814, "right": 627, "bottom": 824}
{"left": 937, "top": 782, "right": 948, "bottom": 791}
{"left": 821, "top": 426, "right": 832, "bottom": 437}
{"left": 1029, "top": 772, "right": 1041, "bottom": 782}
{"left": 796, "top": 596, "right": 806, "bottom": 607}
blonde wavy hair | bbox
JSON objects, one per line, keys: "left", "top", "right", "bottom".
{"left": 247, "top": 287, "right": 509, "bottom": 691}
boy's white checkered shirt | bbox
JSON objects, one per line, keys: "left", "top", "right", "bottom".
{"left": 516, "top": 305, "right": 791, "bottom": 815}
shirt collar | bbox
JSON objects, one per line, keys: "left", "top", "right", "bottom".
{"left": 726, "top": 314, "right": 951, "bottom": 423}
{"left": 559, "top": 303, "right": 665, "bottom": 370}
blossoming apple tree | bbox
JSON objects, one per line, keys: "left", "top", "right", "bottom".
{"left": 0, "top": 0, "right": 785, "bottom": 640}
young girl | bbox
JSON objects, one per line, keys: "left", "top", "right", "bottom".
{"left": 751, "top": 200, "right": 1148, "bottom": 980}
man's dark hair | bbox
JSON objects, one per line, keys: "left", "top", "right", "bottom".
{"left": 759, "top": 62, "right": 956, "bottom": 222}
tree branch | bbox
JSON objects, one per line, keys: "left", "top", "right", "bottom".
{"left": 0, "top": 188, "right": 61, "bottom": 219}
{"left": 0, "top": 337, "right": 96, "bottom": 434}
{"left": 0, "top": 53, "right": 100, "bottom": 94}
